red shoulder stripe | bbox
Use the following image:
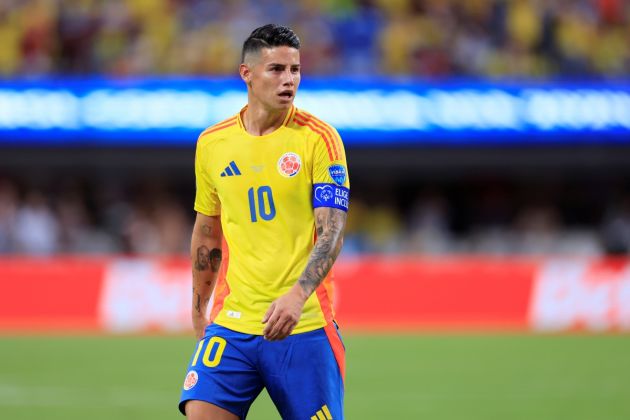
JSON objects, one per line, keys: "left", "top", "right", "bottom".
{"left": 284, "top": 106, "right": 296, "bottom": 126}
{"left": 306, "top": 113, "right": 343, "bottom": 159}
{"left": 296, "top": 113, "right": 339, "bottom": 160}
{"left": 200, "top": 116, "right": 237, "bottom": 137}
{"left": 293, "top": 115, "right": 334, "bottom": 161}
{"left": 295, "top": 114, "right": 339, "bottom": 160}
{"left": 299, "top": 112, "right": 342, "bottom": 160}
{"left": 201, "top": 121, "right": 236, "bottom": 136}
{"left": 294, "top": 112, "right": 339, "bottom": 160}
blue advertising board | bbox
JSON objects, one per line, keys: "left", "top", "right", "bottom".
{"left": 0, "top": 78, "right": 628, "bottom": 146}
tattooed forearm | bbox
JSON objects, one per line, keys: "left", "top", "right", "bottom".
{"left": 209, "top": 248, "right": 222, "bottom": 272}
{"left": 190, "top": 214, "right": 222, "bottom": 325}
{"left": 298, "top": 208, "right": 346, "bottom": 296}
{"left": 201, "top": 224, "right": 212, "bottom": 236}
{"left": 192, "top": 287, "right": 210, "bottom": 314}
{"left": 194, "top": 290, "right": 202, "bottom": 313}
{"left": 194, "top": 245, "right": 222, "bottom": 272}
{"left": 194, "top": 245, "right": 210, "bottom": 271}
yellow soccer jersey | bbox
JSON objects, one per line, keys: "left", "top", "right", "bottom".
{"left": 194, "top": 105, "right": 350, "bottom": 335}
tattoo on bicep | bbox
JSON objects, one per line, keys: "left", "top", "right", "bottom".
{"left": 300, "top": 209, "right": 346, "bottom": 295}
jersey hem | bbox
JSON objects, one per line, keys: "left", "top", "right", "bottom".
{"left": 213, "top": 318, "right": 327, "bottom": 336}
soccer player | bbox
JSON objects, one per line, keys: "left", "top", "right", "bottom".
{"left": 179, "top": 24, "right": 349, "bottom": 420}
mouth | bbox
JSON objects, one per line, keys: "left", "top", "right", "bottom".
{"left": 278, "top": 90, "right": 294, "bottom": 100}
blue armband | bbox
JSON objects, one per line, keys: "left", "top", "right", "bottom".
{"left": 313, "top": 183, "right": 349, "bottom": 212}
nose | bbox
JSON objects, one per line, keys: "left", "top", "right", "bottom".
{"left": 282, "top": 69, "right": 295, "bottom": 86}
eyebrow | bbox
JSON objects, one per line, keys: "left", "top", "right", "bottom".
{"left": 267, "top": 63, "right": 300, "bottom": 67}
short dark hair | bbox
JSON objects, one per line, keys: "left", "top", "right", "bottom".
{"left": 241, "top": 24, "right": 300, "bottom": 63}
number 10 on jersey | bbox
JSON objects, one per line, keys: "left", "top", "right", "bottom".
{"left": 248, "top": 186, "right": 276, "bottom": 222}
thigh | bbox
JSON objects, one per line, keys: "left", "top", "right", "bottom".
{"left": 185, "top": 400, "right": 240, "bottom": 420}
{"left": 179, "top": 324, "right": 264, "bottom": 419}
{"left": 261, "top": 325, "right": 345, "bottom": 420}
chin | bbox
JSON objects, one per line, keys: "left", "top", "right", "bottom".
{"left": 276, "top": 100, "right": 293, "bottom": 109}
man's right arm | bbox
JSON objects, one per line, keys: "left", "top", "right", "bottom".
{"left": 190, "top": 212, "right": 223, "bottom": 340}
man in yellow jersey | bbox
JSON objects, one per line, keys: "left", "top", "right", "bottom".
{"left": 179, "top": 24, "right": 349, "bottom": 420}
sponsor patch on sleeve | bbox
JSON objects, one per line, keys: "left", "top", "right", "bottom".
{"left": 328, "top": 164, "right": 347, "bottom": 186}
{"left": 313, "top": 183, "right": 349, "bottom": 212}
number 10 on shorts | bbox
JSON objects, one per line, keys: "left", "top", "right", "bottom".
{"left": 191, "top": 336, "right": 227, "bottom": 368}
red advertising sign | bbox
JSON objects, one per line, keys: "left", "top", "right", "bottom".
{"left": 1, "top": 256, "right": 629, "bottom": 333}
{"left": 529, "top": 259, "right": 630, "bottom": 332}
{"left": 334, "top": 257, "right": 536, "bottom": 331}
{"left": 0, "top": 257, "right": 105, "bottom": 331}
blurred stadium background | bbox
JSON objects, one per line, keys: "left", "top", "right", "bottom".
{"left": 1, "top": 0, "right": 630, "bottom": 419}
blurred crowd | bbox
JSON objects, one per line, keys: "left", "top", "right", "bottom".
{"left": 0, "top": 177, "right": 192, "bottom": 255}
{"left": 346, "top": 182, "right": 630, "bottom": 256}
{"left": 1, "top": 177, "right": 629, "bottom": 256}
{"left": 1, "top": 0, "right": 629, "bottom": 258}
{"left": 0, "top": 0, "right": 628, "bottom": 78}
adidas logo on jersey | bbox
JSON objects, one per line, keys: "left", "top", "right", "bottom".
{"left": 220, "top": 161, "right": 242, "bottom": 177}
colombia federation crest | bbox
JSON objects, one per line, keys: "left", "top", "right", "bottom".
{"left": 277, "top": 152, "right": 301, "bottom": 177}
{"left": 183, "top": 370, "right": 198, "bottom": 390}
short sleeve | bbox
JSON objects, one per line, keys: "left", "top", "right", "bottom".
{"left": 194, "top": 139, "right": 221, "bottom": 216}
{"left": 312, "top": 126, "right": 350, "bottom": 212}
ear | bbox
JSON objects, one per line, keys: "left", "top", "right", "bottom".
{"left": 239, "top": 63, "right": 251, "bottom": 85}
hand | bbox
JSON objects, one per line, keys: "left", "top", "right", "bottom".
{"left": 192, "top": 313, "right": 208, "bottom": 341}
{"left": 262, "top": 285, "right": 308, "bottom": 341}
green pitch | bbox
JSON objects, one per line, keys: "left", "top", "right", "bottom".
{"left": 1, "top": 334, "right": 629, "bottom": 419}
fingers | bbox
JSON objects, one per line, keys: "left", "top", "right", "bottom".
{"left": 265, "top": 318, "right": 287, "bottom": 341}
{"left": 261, "top": 296, "right": 302, "bottom": 341}
{"left": 264, "top": 317, "right": 297, "bottom": 341}
{"left": 262, "top": 318, "right": 275, "bottom": 338}
{"left": 263, "top": 320, "right": 278, "bottom": 340}
{"left": 262, "top": 302, "right": 276, "bottom": 324}
{"left": 275, "top": 319, "right": 296, "bottom": 340}
{"left": 262, "top": 304, "right": 279, "bottom": 337}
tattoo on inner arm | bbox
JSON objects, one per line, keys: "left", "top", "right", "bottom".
{"left": 299, "top": 208, "right": 346, "bottom": 296}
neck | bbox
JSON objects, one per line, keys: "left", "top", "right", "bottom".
{"left": 242, "top": 101, "right": 289, "bottom": 136}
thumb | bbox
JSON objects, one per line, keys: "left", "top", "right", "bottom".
{"left": 262, "top": 302, "right": 276, "bottom": 324}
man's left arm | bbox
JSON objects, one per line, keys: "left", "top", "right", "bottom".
{"left": 262, "top": 207, "right": 347, "bottom": 340}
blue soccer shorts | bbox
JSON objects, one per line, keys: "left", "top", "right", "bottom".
{"left": 179, "top": 323, "right": 345, "bottom": 419}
